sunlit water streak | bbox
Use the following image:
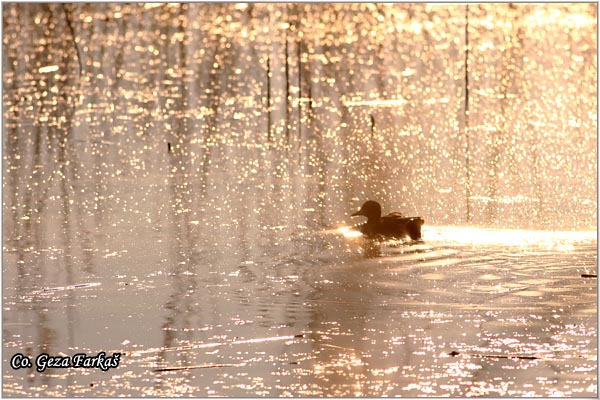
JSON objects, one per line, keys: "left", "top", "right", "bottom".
{"left": 338, "top": 224, "right": 597, "bottom": 250}
{"left": 424, "top": 226, "right": 597, "bottom": 249}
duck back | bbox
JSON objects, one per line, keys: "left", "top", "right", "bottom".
{"left": 355, "top": 214, "right": 424, "bottom": 240}
{"left": 382, "top": 214, "right": 424, "bottom": 240}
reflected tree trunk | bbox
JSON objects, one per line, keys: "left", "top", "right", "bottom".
{"left": 62, "top": 4, "right": 83, "bottom": 78}
{"left": 266, "top": 54, "right": 272, "bottom": 143}
{"left": 296, "top": 6, "right": 304, "bottom": 164}
{"left": 486, "top": 4, "right": 524, "bottom": 223}
{"left": 284, "top": 9, "right": 291, "bottom": 145}
{"left": 463, "top": 4, "right": 472, "bottom": 223}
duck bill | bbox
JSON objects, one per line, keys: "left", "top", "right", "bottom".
{"left": 351, "top": 210, "right": 363, "bottom": 217}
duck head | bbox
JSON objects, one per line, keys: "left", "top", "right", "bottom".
{"left": 351, "top": 200, "right": 382, "bottom": 221}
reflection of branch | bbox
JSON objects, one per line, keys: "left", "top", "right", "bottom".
{"left": 488, "top": 5, "right": 521, "bottom": 223}
{"left": 266, "top": 55, "right": 272, "bottom": 143}
{"left": 449, "top": 351, "right": 540, "bottom": 360}
{"left": 63, "top": 4, "right": 83, "bottom": 78}
{"left": 197, "top": 35, "right": 223, "bottom": 197}
{"left": 284, "top": 6, "right": 291, "bottom": 144}
{"left": 296, "top": 8, "right": 303, "bottom": 150}
{"left": 463, "top": 4, "right": 472, "bottom": 223}
{"left": 125, "top": 334, "right": 304, "bottom": 356}
{"left": 155, "top": 363, "right": 240, "bottom": 372}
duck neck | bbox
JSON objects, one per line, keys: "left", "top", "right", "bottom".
{"left": 365, "top": 215, "right": 382, "bottom": 225}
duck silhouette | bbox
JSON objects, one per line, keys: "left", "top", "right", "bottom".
{"left": 351, "top": 200, "right": 424, "bottom": 241}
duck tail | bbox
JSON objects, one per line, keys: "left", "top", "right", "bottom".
{"left": 407, "top": 217, "right": 424, "bottom": 240}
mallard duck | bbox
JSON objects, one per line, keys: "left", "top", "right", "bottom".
{"left": 351, "top": 200, "right": 424, "bottom": 240}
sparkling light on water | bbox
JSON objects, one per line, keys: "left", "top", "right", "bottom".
{"left": 423, "top": 226, "right": 597, "bottom": 249}
{"left": 3, "top": 3, "right": 596, "bottom": 229}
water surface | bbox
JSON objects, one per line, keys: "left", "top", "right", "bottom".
{"left": 3, "top": 212, "right": 597, "bottom": 396}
